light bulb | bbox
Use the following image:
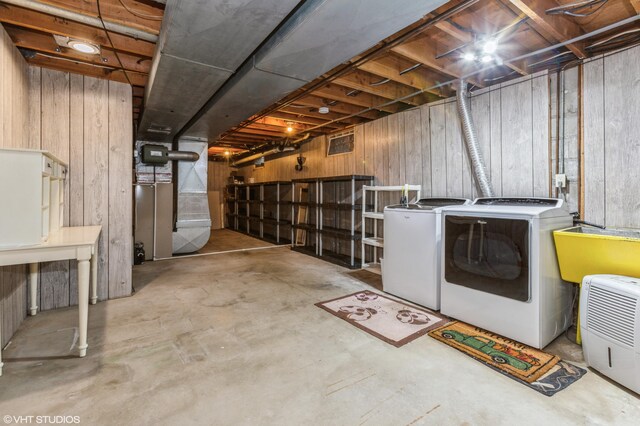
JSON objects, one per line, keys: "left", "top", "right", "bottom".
{"left": 480, "top": 54, "right": 493, "bottom": 63}
{"left": 483, "top": 39, "right": 498, "bottom": 54}
{"left": 461, "top": 52, "right": 476, "bottom": 61}
{"left": 224, "top": 150, "right": 230, "bottom": 156}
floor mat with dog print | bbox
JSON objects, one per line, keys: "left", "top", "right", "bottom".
{"left": 316, "top": 290, "right": 449, "bottom": 347}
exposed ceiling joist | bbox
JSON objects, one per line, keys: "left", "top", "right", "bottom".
{"left": 279, "top": 107, "right": 364, "bottom": 126}
{"left": 334, "top": 70, "right": 432, "bottom": 106}
{"left": 1, "top": 0, "right": 161, "bottom": 38}
{"left": 7, "top": 25, "right": 150, "bottom": 73}
{"left": 266, "top": 111, "right": 342, "bottom": 128}
{"left": 358, "top": 54, "right": 453, "bottom": 98}
{"left": 391, "top": 38, "right": 485, "bottom": 88}
{"left": 295, "top": 95, "right": 384, "bottom": 120}
{"left": 506, "top": 0, "right": 587, "bottom": 58}
{"left": 28, "top": 54, "right": 148, "bottom": 86}
{"left": 312, "top": 83, "right": 406, "bottom": 114}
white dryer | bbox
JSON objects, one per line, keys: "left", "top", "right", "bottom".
{"left": 383, "top": 198, "right": 469, "bottom": 310}
{"left": 441, "top": 198, "right": 574, "bottom": 349}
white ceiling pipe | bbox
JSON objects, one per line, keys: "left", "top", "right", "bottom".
{"left": 2, "top": 0, "right": 159, "bottom": 43}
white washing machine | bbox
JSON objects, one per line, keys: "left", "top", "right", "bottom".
{"left": 441, "top": 198, "right": 574, "bottom": 349}
{"left": 383, "top": 198, "right": 470, "bottom": 310}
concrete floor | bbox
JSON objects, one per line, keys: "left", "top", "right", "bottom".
{"left": 189, "top": 229, "right": 277, "bottom": 255}
{"left": 1, "top": 242, "right": 639, "bottom": 425}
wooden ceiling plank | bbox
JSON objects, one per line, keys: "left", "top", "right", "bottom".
{"left": 0, "top": 4, "right": 156, "bottom": 57}
{"left": 629, "top": 0, "right": 640, "bottom": 13}
{"left": 506, "top": 0, "right": 587, "bottom": 58}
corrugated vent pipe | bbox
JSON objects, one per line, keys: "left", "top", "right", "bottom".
{"left": 456, "top": 79, "right": 495, "bottom": 197}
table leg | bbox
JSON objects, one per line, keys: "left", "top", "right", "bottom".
{"left": 77, "top": 259, "right": 90, "bottom": 358}
{"left": 0, "top": 322, "right": 3, "bottom": 376}
{"left": 90, "top": 252, "right": 98, "bottom": 305}
{"left": 29, "top": 263, "right": 39, "bottom": 315}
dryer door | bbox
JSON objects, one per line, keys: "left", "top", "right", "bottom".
{"left": 444, "top": 215, "right": 531, "bottom": 302}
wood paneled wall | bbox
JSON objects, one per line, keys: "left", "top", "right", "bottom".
{"left": 237, "top": 71, "right": 552, "bottom": 201}
{"left": 208, "top": 161, "right": 232, "bottom": 193}
{"left": 583, "top": 45, "right": 640, "bottom": 229}
{"left": 29, "top": 68, "right": 133, "bottom": 310}
{"left": 0, "top": 24, "right": 30, "bottom": 347}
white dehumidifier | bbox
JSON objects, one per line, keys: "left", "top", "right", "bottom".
{"left": 581, "top": 274, "right": 640, "bottom": 394}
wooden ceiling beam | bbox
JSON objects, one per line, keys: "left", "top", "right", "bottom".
{"left": 506, "top": 0, "right": 587, "bottom": 58}
{"left": 358, "top": 54, "right": 454, "bottom": 98}
{"left": 266, "top": 111, "right": 342, "bottom": 128}
{"left": 629, "top": 0, "right": 640, "bottom": 13}
{"left": 312, "top": 83, "right": 406, "bottom": 114}
{"left": 26, "top": 54, "right": 148, "bottom": 86}
{"left": 392, "top": 37, "right": 485, "bottom": 88}
{"left": 333, "top": 70, "right": 432, "bottom": 106}
{"left": 36, "top": 0, "right": 163, "bottom": 35}
{"left": 0, "top": 4, "right": 156, "bottom": 57}
{"left": 6, "top": 25, "right": 151, "bottom": 74}
{"left": 279, "top": 107, "right": 365, "bottom": 126}
{"left": 295, "top": 94, "right": 384, "bottom": 120}
{"left": 234, "top": 127, "right": 288, "bottom": 138}
{"left": 252, "top": 117, "right": 322, "bottom": 132}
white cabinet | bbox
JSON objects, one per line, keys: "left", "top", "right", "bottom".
{"left": 0, "top": 149, "right": 67, "bottom": 248}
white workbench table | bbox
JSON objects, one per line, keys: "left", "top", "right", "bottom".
{"left": 0, "top": 226, "right": 101, "bottom": 376}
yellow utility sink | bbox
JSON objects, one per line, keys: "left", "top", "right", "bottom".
{"left": 553, "top": 226, "right": 640, "bottom": 283}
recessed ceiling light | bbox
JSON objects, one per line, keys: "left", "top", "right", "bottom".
{"left": 68, "top": 40, "right": 101, "bottom": 55}
{"left": 318, "top": 106, "right": 329, "bottom": 114}
{"left": 53, "top": 35, "right": 101, "bottom": 55}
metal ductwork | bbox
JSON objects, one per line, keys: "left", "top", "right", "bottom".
{"left": 172, "top": 138, "right": 211, "bottom": 254}
{"left": 181, "top": 0, "right": 448, "bottom": 141}
{"left": 456, "top": 79, "right": 495, "bottom": 197}
{"left": 230, "top": 133, "right": 310, "bottom": 167}
{"left": 138, "top": 0, "right": 302, "bottom": 142}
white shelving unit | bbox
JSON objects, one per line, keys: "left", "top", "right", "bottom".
{"left": 361, "top": 185, "right": 421, "bottom": 274}
{"left": 0, "top": 148, "right": 67, "bottom": 248}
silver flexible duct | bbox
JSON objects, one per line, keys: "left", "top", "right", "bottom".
{"left": 456, "top": 79, "right": 495, "bottom": 197}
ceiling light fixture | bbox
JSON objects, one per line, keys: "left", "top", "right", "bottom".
{"left": 318, "top": 106, "right": 329, "bottom": 114}
{"left": 461, "top": 52, "right": 476, "bottom": 61}
{"left": 286, "top": 122, "right": 294, "bottom": 133}
{"left": 68, "top": 40, "right": 101, "bottom": 55}
{"left": 483, "top": 39, "right": 498, "bottom": 54}
{"left": 54, "top": 35, "right": 101, "bottom": 55}
{"left": 481, "top": 54, "right": 494, "bottom": 63}
{"left": 224, "top": 150, "right": 230, "bottom": 156}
